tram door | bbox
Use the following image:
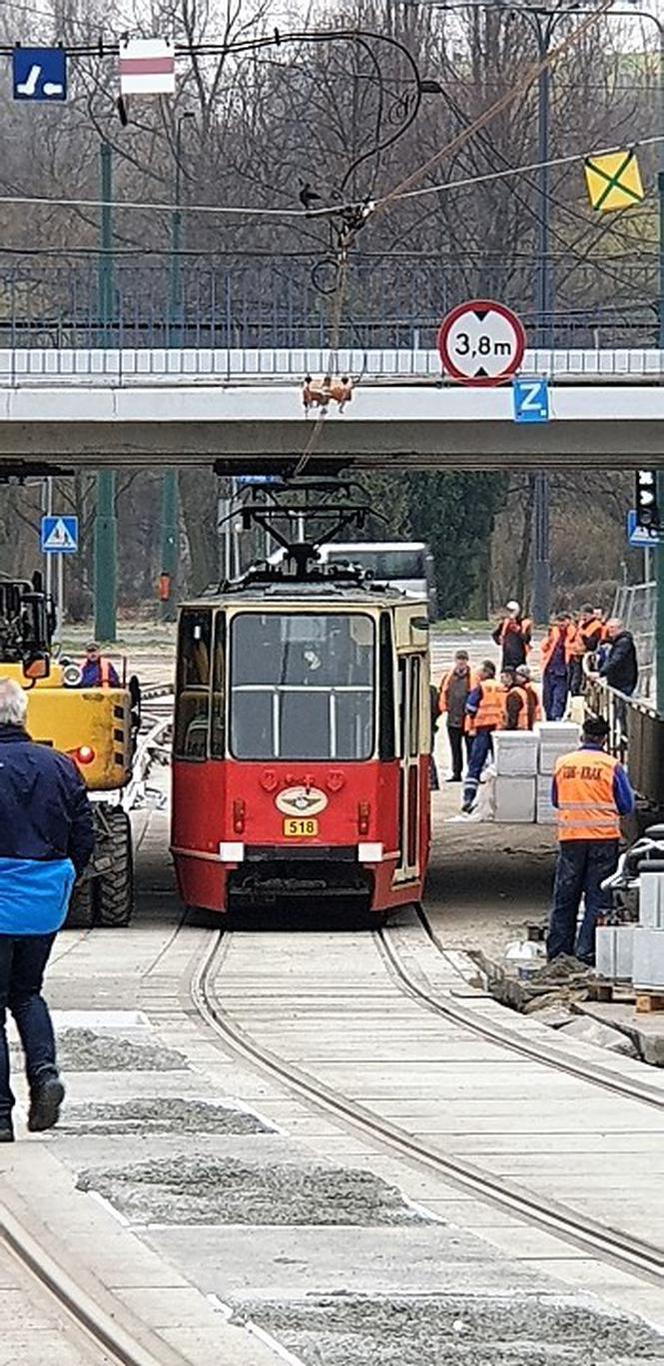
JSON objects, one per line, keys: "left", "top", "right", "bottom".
{"left": 395, "top": 654, "right": 422, "bottom": 882}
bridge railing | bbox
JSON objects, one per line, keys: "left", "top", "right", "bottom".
{"left": 0, "top": 258, "right": 658, "bottom": 351}
{"left": 3, "top": 345, "right": 664, "bottom": 386}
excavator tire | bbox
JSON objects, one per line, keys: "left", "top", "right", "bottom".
{"left": 65, "top": 878, "right": 96, "bottom": 930}
{"left": 96, "top": 807, "right": 134, "bottom": 927}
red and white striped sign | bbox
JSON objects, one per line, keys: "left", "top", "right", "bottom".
{"left": 119, "top": 39, "right": 175, "bottom": 95}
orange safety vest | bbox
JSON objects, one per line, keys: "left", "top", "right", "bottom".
{"left": 471, "top": 678, "right": 505, "bottom": 732}
{"left": 438, "top": 667, "right": 476, "bottom": 714}
{"left": 504, "top": 684, "right": 529, "bottom": 730}
{"left": 554, "top": 748, "right": 621, "bottom": 842}
{"left": 541, "top": 624, "right": 576, "bottom": 672}
{"left": 577, "top": 617, "right": 603, "bottom": 653}
{"left": 523, "top": 682, "right": 542, "bottom": 728}
{"left": 498, "top": 617, "right": 532, "bottom": 653}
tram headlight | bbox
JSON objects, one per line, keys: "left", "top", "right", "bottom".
{"left": 233, "top": 798, "right": 246, "bottom": 834}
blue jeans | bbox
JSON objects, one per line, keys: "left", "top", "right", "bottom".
{"left": 543, "top": 671, "right": 568, "bottom": 720}
{"left": 548, "top": 840, "right": 619, "bottom": 964}
{"left": 462, "top": 727, "right": 493, "bottom": 807}
{"left": 0, "top": 933, "right": 58, "bottom": 1122}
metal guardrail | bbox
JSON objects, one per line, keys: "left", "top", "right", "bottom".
{"left": 4, "top": 346, "right": 664, "bottom": 386}
{"left": 612, "top": 581, "right": 656, "bottom": 702}
{"left": 585, "top": 673, "right": 664, "bottom": 811}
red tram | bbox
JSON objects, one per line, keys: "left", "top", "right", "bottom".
{"left": 171, "top": 544, "right": 431, "bottom": 918}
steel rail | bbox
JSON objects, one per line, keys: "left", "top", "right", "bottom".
{"left": 191, "top": 931, "right": 664, "bottom": 1288}
{"left": 0, "top": 1206, "right": 178, "bottom": 1366}
{"left": 377, "top": 913, "right": 664, "bottom": 1113}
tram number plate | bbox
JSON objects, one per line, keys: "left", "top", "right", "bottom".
{"left": 283, "top": 818, "right": 318, "bottom": 838}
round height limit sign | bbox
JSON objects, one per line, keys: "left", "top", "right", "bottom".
{"left": 437, "top": 299, "right": 526, "bottom": 386}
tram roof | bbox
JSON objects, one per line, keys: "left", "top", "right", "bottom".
{"left": 186, "top": 578, "right": 424, "bottom": 609}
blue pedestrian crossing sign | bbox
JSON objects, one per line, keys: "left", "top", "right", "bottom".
{"left": 512, "top": 377, "right": 550, "bottom": 424}
{"left": 41, "top": 515, "right": 78, "bottom": 554}
{"left": 13, "top": 47, "right": 67, "bottom": 101}
{"left": 627, "top": 510, "right": 662, "bottom": 547}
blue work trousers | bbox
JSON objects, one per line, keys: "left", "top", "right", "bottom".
{"left": 548, "top": 840, "right": 619, "bottom": 965}
{"left": 462, "top": 727, "right": 493, "bottom": 808}
{"left": 543, "top": 671, "right": 568, "bottom": 721}
{"left": 0, "top": 933, "right": 58, "bottom": 1122}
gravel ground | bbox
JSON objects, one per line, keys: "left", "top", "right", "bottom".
{"left": 76, "top": 1158, "right": 433, "bottom": 1226}
{"left": 58, "top": 1098, "right": 270, "bottom": 1135}
{"left": 237, "top": 1294, "right": 664, "bottom": 1366}
{"left": 56, "top": 1028, "right": 188, "bottom": 1072}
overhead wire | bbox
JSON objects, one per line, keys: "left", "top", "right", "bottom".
{"left": 0, "top": 135, "right": 661, "bottom": 221}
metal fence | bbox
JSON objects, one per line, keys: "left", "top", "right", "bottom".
{"left": 612, "top": 580, "right": 656, "bottom": 701}
{"left": 0, "top": 257, "right": 658, "bottom": 350}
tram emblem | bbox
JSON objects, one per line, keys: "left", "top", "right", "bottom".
{"left": 275, "top": 786, "right": 328, "bottom": 816}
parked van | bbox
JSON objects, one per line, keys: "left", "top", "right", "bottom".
{"left": 319, "top": 542, "right": 437, "bottom": 620}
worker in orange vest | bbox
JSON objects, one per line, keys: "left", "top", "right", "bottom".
{"left": 461, "top": 660, "right": 504, "bottom": 813}
{"left": 502, "top": 668, "right": 529, "bottom": 730}
{"left": 438, "top": 649, "right": 475, "bottom": 782}
{"left": 492, "top": 600, "right": 532, "bottom": 670}
{"left": 79, "top": 642, "right": 120, "bottom": 689}
{"left": 568, "top": 604, "right": 604, "bottom": 696}
{"left": 515, "top": 665, "right": 541, "bottom": 729}
{"left": 548, "top": 715, "right": 634, "bottom": 963}
{"left": 541, "top": 612, "right": 575, "bottom": 720}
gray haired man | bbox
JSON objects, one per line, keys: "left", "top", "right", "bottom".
{"left": 0, "top": 679, "right": 94, "bottom": 1140}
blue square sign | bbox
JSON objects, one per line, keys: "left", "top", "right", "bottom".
{"left": 13, "top": 47, "right": 67, "bottom": 101}
{"left": 513, "top": 377, "right": 550, "bottom": 424}
{"left": 41, "top": 515, "right": 78, "bottom": 554}
{"left": 627, "top": 510, "right": 662, "bottom": 547}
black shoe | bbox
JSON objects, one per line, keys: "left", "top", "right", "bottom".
{"left": 461, "top": 800, "right": 475, "bottom": 814}
{"left": 445, "top": 775, "right": 462, "bottom": 783}
{"left": 0, "top": 1124, "right": 14, "bottom": 1143}
{"left": 28, "top": 1077, "right": 65, "bottom": 1133}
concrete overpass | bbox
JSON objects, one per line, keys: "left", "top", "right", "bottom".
{"left": 2, "top": 346, "right": 664, "bottom": 471}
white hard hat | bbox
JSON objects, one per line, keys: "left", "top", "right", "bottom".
{"left": 506, "top": 600, "right": 520, "bottom": 612}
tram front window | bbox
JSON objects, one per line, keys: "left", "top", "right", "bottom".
{"left": 230, "top": 612, "right": 375, "bottom": 761}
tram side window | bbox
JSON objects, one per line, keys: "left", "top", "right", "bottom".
{"left": 378, "top": 614, "right": 396, "bottom": 761}
{"left": 174, "top": 610, "right": 212, "bottom": 760}
{"left": 210, "top": 614, "right": 226, "bottom": 759}
{"left": 409, "top": 657, "right": 421, "bottom": 757}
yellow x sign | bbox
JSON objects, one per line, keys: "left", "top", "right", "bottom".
{"left": 584, "top": 149, "right": 644, "bottom": 212}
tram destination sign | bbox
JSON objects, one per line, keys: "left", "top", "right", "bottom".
{"left": 437, "top": 299, "right": 526, "bottom": 387}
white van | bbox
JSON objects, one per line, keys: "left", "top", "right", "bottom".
{"left": 318, "top": 542, "right": 437, "bottom": 620}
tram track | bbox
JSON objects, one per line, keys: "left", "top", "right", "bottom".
{"left": 0, "top": 1201, "right": 173, "bottom": 1366}
{"left": 190, "top": 925, "right": 664, "bottom": 1292}
{"left": 378, "top": 909, "right": 664, "bottom": 1114}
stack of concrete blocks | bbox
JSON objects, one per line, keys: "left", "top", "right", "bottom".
{"left": 632, "top": 862, "right": 664, "bottom": 992}
{"left": 493, "top": 731, "right": 538, "bottom": 823}
{"left": 596, "top": 922, "right": 635, "bottom": 982}
{"left": 536, "top": 721, "right": 580, "bottom": 825}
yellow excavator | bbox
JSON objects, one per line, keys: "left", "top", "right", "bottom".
{"left": 0, "top": 572, "right": 139, "bottom": 927}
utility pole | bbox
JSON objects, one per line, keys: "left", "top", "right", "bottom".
{"left": 94, "top": 139, "right": 117, "bottom": 642}
{"left": 532, "top": 13, "right": 553, "bottom": 626}
{"left": 161, "top": 114, "right": 194, "bottom": 623}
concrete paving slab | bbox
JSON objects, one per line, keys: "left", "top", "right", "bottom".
{"left": 0, "top": 1332, "right": 103, "bottom": 1366}
{"left": 143, "top": 1226, "right": 558, "bottom": 1300}
{"left": 157, "top": 1322, "right": 282, "bottom": 1366}
{"left": 519, "top": 1258, "right": 664, "bottom": 1332}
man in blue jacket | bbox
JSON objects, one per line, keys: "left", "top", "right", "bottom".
{"left": 0, "top": 679, "right": 94, "bottom": 1141}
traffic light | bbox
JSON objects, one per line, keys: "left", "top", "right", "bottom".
{"left": 635, "top": 469, "right": 661, "bottom": 531}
